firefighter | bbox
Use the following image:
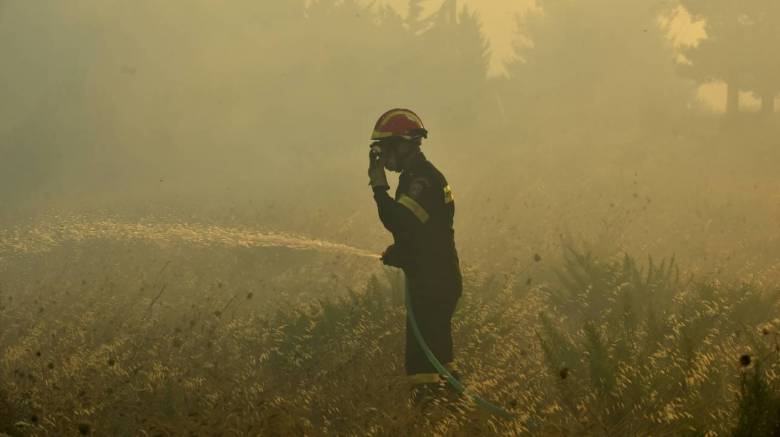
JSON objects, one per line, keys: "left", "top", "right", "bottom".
{"left": 366, "top": 108, "right": 463, "bottom": 407}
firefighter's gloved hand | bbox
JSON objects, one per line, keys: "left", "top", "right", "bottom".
{"left": 381, "top": 244, "right": 404, "bottom": 268}
{"left": 368, "top": 146, "right": 389, "bottom": 189}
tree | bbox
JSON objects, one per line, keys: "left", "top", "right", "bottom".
{"left": 744, "top": 1, "right": 780, "bottom": 114}
{"left": 411, "top": 0, "right": 490, "bottom": 131}
{"left": 505, "top": 0, "right": 690, "bottom": 129}
{"left": 679, "top": 0, "right": 780, "bottom": 114}
{"left": 407, "top": 0, "right": 427, "bottom": 34}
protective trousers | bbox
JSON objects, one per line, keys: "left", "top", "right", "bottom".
{"left": 405, "top": 288, "right": 459, "bottom": 383}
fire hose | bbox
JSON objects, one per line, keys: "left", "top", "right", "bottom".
{"left": 404, "top": 275, "right": 515, "bottom": 419}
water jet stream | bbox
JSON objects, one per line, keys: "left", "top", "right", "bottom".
{"left": 0, "top": 215, "right": 381, "bottom": 261}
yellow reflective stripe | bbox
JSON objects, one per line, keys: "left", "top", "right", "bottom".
{"left": 408, "top": 373, "right": 441, "bottom": 385}
{"left": 371, "top": 130, "right": 394, "bottom": 139}
{"left": 398, "top": 195, "right": 430, "bottom": 223}
{"left": 443, "top": 185, "right": 454, "bottom": 204}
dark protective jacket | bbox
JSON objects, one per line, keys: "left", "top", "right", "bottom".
{"left": 372, "top": 150, "right": 462, "bottom": 300}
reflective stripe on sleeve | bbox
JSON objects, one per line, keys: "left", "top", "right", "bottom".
{"left": 407, "top": 373, "right": 441, "bottom": 385}
{"left": 443, "top": 185, "right": 454, "bottom": 204}
{"left": 398, "top": 194, "right": 430, "bottom": 223}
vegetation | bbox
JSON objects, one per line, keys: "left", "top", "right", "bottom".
{"left": 679, "top": 0, "right": 780, "bottom": 114}
{"left": 1, "top": 234, "right": 778, "bottom": 435}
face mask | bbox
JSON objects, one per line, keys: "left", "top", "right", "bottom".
{"left": 383, "top": 147, "right": 400, "bottom": 172}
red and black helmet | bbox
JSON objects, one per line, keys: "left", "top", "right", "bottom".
{"left": 370, "top": 108, "right": 428, "bottom": 141}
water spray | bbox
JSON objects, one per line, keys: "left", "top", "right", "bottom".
{"left": 0, "top": 215, "right": 381, "bottom": 261}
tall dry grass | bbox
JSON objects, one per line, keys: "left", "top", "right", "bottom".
{"left": 1, "top": 232, "right": 778, "bottom": 435}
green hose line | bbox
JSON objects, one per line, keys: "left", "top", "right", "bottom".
{"left": 404, "top": 276, "right": 515, "bottom": 419}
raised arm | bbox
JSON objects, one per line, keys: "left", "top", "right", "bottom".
{"left": 372, "top": 185, "right": 428, "bottom": 235}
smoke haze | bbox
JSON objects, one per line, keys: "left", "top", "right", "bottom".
{"left": 2, "top": 0, "right": 777, "bottom": 275}
{"left": 2, "top": 1, "right": 780, "bottom": 434}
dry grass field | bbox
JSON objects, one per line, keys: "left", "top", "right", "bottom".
{"left": 1, "top": 216, "right": 778, "bottom": 436}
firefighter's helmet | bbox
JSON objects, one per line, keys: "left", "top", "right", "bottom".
{"left": 370, "top": 108, "right": 428, "bottom": 141}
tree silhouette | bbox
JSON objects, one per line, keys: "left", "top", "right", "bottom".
{"left": 505, "top": 0, "right": 689, "bottom": 129}
{"left": 410, "top": 0, "right": 490, "bottom": 131}
{"left": 407, "top": 0, "right": 427, "bottom": 34}
{"left": 744, "top": 1, "right": 780, "bottom": 114}
{"left": 680, "top": 0, "right": 779, "bottom": 114}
